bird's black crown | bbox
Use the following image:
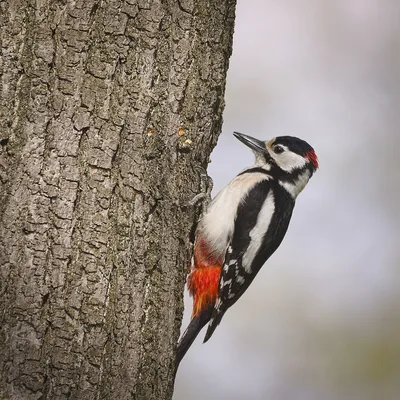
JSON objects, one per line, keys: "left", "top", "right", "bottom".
{"left": 274, "top": 136, "right": 315, "bottom": 156}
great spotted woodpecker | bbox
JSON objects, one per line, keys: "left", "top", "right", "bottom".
{"left": 176, "top": 132, "right": 318, "bottom": 369}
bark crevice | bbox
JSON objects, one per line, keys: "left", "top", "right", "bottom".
{"left": 0, "top": 1, "right": 236, "bottom": 399}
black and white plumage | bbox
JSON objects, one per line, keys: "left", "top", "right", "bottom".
{"left": 203, "top": 132, "right": 318, "bottom": 341}
{"left": 176, "top": 132, "right": 318, "bottom": 369}
{"left": 203, "top": 169, "right": 296, "bottom": 341}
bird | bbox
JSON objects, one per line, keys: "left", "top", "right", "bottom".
{"left": 175, "top": 131, "right": 318, "bottom": 370}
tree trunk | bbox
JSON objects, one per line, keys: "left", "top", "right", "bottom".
{"left": 0, "top": 1, "right": 236, "bottom": 399}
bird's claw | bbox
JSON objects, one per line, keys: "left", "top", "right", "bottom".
{"left": 186, "top": 165, "right": 213, "bottom": 209}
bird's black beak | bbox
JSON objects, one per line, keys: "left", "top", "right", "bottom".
{"left": 233, "top": 132, "right": 267, "bottom": 154}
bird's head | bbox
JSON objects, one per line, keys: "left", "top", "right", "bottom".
{"left": 234, "top": 131, "right": 318, "bottom": 197}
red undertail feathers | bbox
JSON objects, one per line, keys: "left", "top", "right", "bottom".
{"left": 187, "top": 238, "right": 223, "bottom": 317}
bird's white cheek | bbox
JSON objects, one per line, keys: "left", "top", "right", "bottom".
{"left": 275, "top": 152, "right": 307, "bottom": 172}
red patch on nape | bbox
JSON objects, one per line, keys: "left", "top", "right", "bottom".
{"left": 305, "top": 150, "right": 319, "bottom": 169}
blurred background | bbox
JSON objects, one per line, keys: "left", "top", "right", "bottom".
{"left": 174, "top": 0, "right": 400, "bottom": 399}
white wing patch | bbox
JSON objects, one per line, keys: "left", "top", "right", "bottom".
{"left": 198, "top": 172, "right": 270, "bottom": 259}
{"left": 242, "top": 191, "right": 275, "bottom": 273}
{"left": 221, "top": 279, "right": 232, "bottom": 288}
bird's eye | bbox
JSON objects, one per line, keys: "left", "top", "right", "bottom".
{"left": 273, "top": 145, "right": 284, "bottom": 154}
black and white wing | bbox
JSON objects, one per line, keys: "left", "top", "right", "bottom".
{"left": 204, "top": 179, "right": 294, "bottom": 342}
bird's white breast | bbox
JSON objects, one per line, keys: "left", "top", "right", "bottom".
{"left": 197, "top": 172, "right": 270, "bottom": 258}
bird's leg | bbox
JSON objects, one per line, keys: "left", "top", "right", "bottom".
{"left": 186, "top": 166, "right": 213, "bottom": 244}
{"left": 187, "top": 165, "right": 213, "bottom": 211}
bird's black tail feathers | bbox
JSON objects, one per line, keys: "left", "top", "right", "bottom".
{"left": 203, "top": 309, "right": 224, "bottom": 343}
{"left": 175, "top": 305, "right": 214, "bottom": 374}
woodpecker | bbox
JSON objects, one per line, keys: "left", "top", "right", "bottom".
{"left": 176, "top": 132, "right": 318, "bottom": 370}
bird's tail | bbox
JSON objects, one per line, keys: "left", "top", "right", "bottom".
{"left": 175, "top": 304, "right": 214, "bottom": 373}
{"left": 203, "top": 308, "right": 223, "bottom": 343}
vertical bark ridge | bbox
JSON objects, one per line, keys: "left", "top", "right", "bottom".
{"left": 0, "top": 1, "right": 236, "bottom": 399}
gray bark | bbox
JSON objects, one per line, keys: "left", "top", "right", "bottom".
{"left": 0, "top": 1, "right": 236, "bottom": 399}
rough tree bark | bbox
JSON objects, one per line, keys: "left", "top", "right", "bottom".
{"left": 0, "top": 1, "right": 236, "bottom": 399}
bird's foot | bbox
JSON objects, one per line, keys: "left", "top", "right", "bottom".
{"left": 186, "top": 166, "right": 213, "bottom": 210}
